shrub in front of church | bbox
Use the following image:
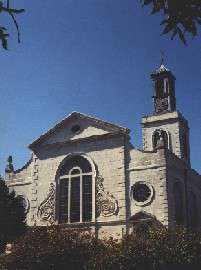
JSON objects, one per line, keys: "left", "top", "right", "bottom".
{"left": 1, "top": 226, "right": 201, "bottom": 269}
{"left": 90, "top": 227, "right": 201, "bottom": 270}
{"left": 122, "top": 227, "right": 201, "bottom": 270}
{"left": 0, "top": 177, "right": 26, "bottom": 253}
{"left": 0, "top": 226, "right": 109, "bottom": 270}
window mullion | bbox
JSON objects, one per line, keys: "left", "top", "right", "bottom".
{"left": 92, "top": 173, "right": 95, "bottom": 222}
{"left": 80, "top": 174, "right": 83, "bottom": 223}
{"left": 60, "top": 173, "right": 92, "bottom": 179}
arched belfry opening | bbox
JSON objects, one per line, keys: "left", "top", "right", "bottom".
{"left": 153, "top": 129, "right": 169, "bottom": 150}
{"left": 55, "top": 154, "right": 96, "bottom": 224}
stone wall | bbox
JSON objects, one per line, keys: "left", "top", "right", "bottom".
{"left": 166, "top": 151, "right": 201, "bottom": 227}
{"left": 128, "top": 147, "right": 169, "bottom": 226}
{"left": 142, "top": 111, "right": 190, "bottom": 164}
{"left": 7, "top": 134, "right": 128, "bottom": 238}
{"left": 6, "top": 159, "right": 33, "bottom": 223}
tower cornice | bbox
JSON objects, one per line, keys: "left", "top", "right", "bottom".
{"left": 141, "top": 111, "right": 189, "bottom": 129}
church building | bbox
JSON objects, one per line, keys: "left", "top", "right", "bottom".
{"left": 5, "top": 63, "right": 201, "bottom": 238}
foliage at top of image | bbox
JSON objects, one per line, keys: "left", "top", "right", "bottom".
{"left": 141, "top": 0, "right": 201, "bottom": 44}
{"left": 0, "top": 0, "right": 24, "bottom": 50}
{"left": 1, "top": 1, "right": 201, "bottom": 50}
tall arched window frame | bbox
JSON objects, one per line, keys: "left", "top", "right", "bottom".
{"left": 56, "top": 155, "right": 96, "bottom": 224}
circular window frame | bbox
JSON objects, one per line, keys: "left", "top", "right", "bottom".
{"left": 71, "top": 124, "right": 82, "bottom": 134}
{"left": 131, "top": 182, "right": 154, "bottom": 207}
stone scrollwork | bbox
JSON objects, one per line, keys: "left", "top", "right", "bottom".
{"left": 37, "top": 183, "right": 55, "bottom": 223}
{"left": 96, "top": 174, "right": 118, "bottom": 217}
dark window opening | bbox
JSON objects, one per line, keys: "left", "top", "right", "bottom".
{"left": 153, "top": 129, "right": 169, "bottom": 150}
{"left": 70, "top": 177, "right": 80, "bottom": 223}
{"left": 82, "top": 175, "right": 92, "bottom": 222}
{"left": 60, "top": 156, "right": 92, "bottom": 176}
{"left": 132, "top": 183, "right": 151, "bottom": 203}
{"left": 59, "top": 179, "right": 69, "bottom": 223}
{"left": 71, "top": 124, "right": 81, "bottom": 134}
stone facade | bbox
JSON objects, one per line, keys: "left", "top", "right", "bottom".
{"left": 5, "top": 64, "right": 201, "bottom": 238}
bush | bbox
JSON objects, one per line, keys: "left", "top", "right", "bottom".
{"left": 0, "top": 177, "right": 26, "bottom": 253}
{"left": 93, "top": 227, "right": 201, "bottom": 270}
{"left": 0, "top": 226, "right": 107, "bottom": 270}
{"left": 1, "top": 226, "right": 201, "bottom": 270}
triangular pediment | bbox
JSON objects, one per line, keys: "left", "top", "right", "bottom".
{"left": 29, "top": 112, "right": 130, "bottom": 149}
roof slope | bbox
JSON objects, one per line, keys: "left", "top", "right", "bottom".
{"left": 29, "top": 111, "right": 130, "bottom": 149}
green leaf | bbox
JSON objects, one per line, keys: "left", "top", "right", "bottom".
{"left": 2, "top": 38, "right": 7, "bottom": 49}
{"left": 177, "top": 28, "right": 187, "bottom": 45}
{"left": 171, "top": 28, "right": 178, "bottom": 40}
{"left": 162, "top": 21, "right": 176, "bottom": 34}
{"left": 160, "top": 19, "right": 168, "bottom": 25}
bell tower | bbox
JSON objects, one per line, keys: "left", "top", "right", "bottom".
{"left": 151, "top": 62, "right": 176, "bottom": 114}
{"left": 141, "top": 62, "right": 191, "bottom": 166}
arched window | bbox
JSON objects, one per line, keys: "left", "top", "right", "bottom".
{"left": 153, "top": 129, "right": 169, "bottom": 150}
{"left": 173, "top": 182, "right": 185, "bottom": 225}
{"left": 58, "top": 155, "right": 94, "bottom": 223}
{"left": 156, "top": 78, "right": 164, "bottom": 97}
{"left": 164, "top": 78, "right": 169, "bottom": 94}
{"left": 188, "top": 192, "right": 197, "bottom": 229}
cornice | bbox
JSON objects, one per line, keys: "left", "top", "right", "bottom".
{"left": 32, "top": 131, "right": 129, "bottom": 151}
{"left": 141, "top": 111, "right": 189, "bottom": 128}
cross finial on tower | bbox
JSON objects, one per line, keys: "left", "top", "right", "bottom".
{"left": 155, "top": 51, "right": 169, "bottom": 73}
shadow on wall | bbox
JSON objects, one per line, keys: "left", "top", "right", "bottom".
{"left": 129, "top": 211, "right": 163, "bottom": 234}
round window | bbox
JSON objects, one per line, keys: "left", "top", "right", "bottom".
{"left": 132, "top": 182, "right": 154, "bottom": 206}
{"left": 71, "top": 125, "right": 81, "bottom": 134}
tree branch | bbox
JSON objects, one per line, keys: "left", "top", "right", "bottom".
{"left": 0, "top": 1, "right": 24, "bottom": 49}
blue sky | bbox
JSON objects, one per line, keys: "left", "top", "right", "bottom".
{"left": 0, "top": 0, "right": 201, "bottom": 175}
